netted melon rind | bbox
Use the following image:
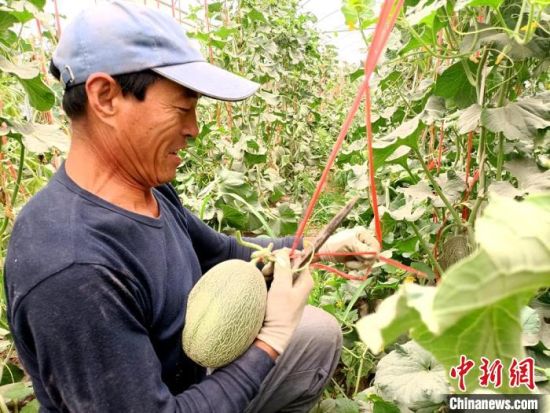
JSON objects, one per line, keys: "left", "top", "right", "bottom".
{"left": 182, "top": 259, "right": 267, "bottom": 368}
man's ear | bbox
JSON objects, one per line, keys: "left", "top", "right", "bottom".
{"left": 85, "top": 73, "right": 123, "bottom": 123}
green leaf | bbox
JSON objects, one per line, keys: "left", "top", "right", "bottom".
{"left": 504, "top": 158, "right": 550, "bottom": 195}
{"left": 433, "top": 171, "right": 466, "bottom": 207}
{"left": 387, "top": 202, "right": 426, "bottom": 222}
{"left": 214, "top": 26, "right": 237, "bottom": 39}
{"left": 435, "top": 195, "right": 550, "bottom": 329}
{"left": 481, "top": 94, "right": 550, "bottom": 142}
{"left": 372, "top": 115, "right": 422, "bottom": 170}
{"left": 13, "top": 123, "right": 70, "bottom": 153}
{"left": 457, "top": 103, "right": 481, "bottom": 134}
{"left": 357, "top": 195, "right": 550, "bottom": 393}
{"left": 349, "top": 68, "right": 364, "bottom": 82}
{"left": 312, "top": 398, "right": 360, "bottom": 413}
{"left": 218, "top": 169, "right": 258, "bottom": 202}
{"left": 489, "top": 163, "right": 550, "bottom": 198}
{"left": 357, "top": 283, "right": 438, "bottom": 353}
{"left": 18, "top": 75, "right": 55, "bottom": 111}
{"left": 0, "top": 362, "right": 25, "bottom": 385}
{"left": 244, "top": 151, "right": 267, "bottom": 166}
{"left": 28, "top": 0, "right": 46, "bottom": 10}
{"left": 373, "top": 341, "right": 448, "bottom": 410}
{"left": 0, "top": 10, "right": 18, "bottom": 31}
{"left": 0, "top": 56, "right": 39, "bottom": 79}
{"left": 341, "top": 0, "right": 376, "bottom": 30}
{"left": 455, "top": 0, "right": 503, "bottom": 10}
{"left": 21, "top": 399, "right": 40, "bottom": 413}
{"left": 413, "top": 293, "right": 533, "bottom": 394}
{"left": 246, "top": 8, "right": 267, "bottom": 23}
{"left": 420, "top": 96, "right": 446, "bottom": 124}
{"left": 434, "top": 62, "right": 477, "bottom": 109}
{"left": 345, "top": 164, "right": 370, "bottom": 190}
{"left": 218, "top": 203, "right": 248, "bottom": 229}
{"left": 207, "top": 2, "right": 222, "bottom": 13}
{"left": 530, "top": 300, "right": 550, "bottom": 349}
{"left": 271, "top": 203, "right": 298, "bottom": 236}
{"left": 405, "top": 0, "right": 446, "bottom": 27}
{"left": 0, "top": 382, "right": 34, "bottom": 402}
{"left": 398, "top": 181, "right": 433, "bottom": 205}
{"left": 521, "top": 306, "right": 541, "bottom": 346}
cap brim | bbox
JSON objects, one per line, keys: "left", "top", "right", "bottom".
{"left": 152, "top": 62, "right": 259, "bottom": 102}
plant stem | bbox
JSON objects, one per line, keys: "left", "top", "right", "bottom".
{"left": 495, "top": 133, "right": 504, "bottom": 180}
{"left": 403, "top": 163, "right": 418, "bottom": 183}
{"left": 495, "top": 66, "right": 511, "bottom": 181}
{"left": 399, "top": 18, "right": 461, "bottom": 60}
{"left": 468, "top": 194, "right": 486, "bottom": 226}
{"left": 476, "top": 47, "right": 490, "bottom": 105}
{"left": 413, "top": 148, "right": 462, "bottom": 225}
{"left": 0, "top": 140, "right": 25, "bottom": 237}
{"left": 410, "top": 221, "right": 444, "bottom": 276}
{"left": 235, "top": 231, "right": 264, "bottom": 251}
{"left": 331, "top": 378, "right": 349, "bottom": 399}
{"left": 512, "top": 0, "right": 530, "bottom": 44}
{"left": 343, "top": 277, "right": 374, "bottom": 323}
{"left": 476, "top": 127, "right": 487, "bottom": 187}
{"left": 356, "top": 13, "right": 370, "bottom": 48}
{"left": 354, "top": 347, "right": 368, "bottom": 396}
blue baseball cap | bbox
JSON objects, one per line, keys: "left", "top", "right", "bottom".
{"left": 52, "top": 0, "right": 259, "bottom": 101}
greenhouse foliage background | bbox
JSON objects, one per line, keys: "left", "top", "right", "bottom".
{"left": 0, "top": 0, "right": 548, "bottom": 411}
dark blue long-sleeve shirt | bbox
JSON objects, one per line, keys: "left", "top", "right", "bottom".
{"left": 4, "top": 163, "right": 296, "bottom": 412}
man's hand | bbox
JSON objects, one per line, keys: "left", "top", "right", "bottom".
{"left": 318, "top": 226, "right": 380, "bottom": 271}
{"left": 256, "top": 249, "right": 313, "bottom": 356}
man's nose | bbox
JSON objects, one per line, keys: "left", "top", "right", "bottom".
{"left": 183, "top": 110, "right": 199, "bottom": 139}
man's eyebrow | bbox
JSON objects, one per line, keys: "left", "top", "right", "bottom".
{"left": 182, "top": 88, "right": 201, "bottom": 99}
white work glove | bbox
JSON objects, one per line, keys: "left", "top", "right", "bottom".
{"left": 256, "top": 249, "right": 313, "bottom": 355}
{"left": 318, "top": 226, "right": 380, "bottom": 270}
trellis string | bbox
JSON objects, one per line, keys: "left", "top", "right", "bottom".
{"left": 291, "top": 0, "right": 426, "bottom": 280}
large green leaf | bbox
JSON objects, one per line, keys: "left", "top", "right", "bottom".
{"left": 0, "top": 382, "right": 34, "bottom": 402}
{"left": 433, "top": 171, "right": 466, "bottom": 207}
{"left": 357, "top": 194, "right": 550, "bottom": 393}
{"left": 420, "top": 96, "right": 446, "bottom": 124}
{"left": 434, "top": 62, "right": 477, "bottom": 109}
{"left": 373, "top": 341, "right": 448, "bottom": 410}
{"left": 0, "top": 57, "right": 39, "bottom": 79}
{"left": 489, "top": 158, "right": 550, "bottom": 198}
{"left": 481, "top": 94, "right": 550, "bottom": 142}
{"left": 413, "top": 293, "right": 533, "bottom": 394}
{"left": 372, "top": 115, "right": 422, "bottom": 170}
{"left": 457, "top": 103, "right": 481, "bottom": 134}
{"left": 18, "top": 75, "right": 55, "bottom": 111}
{"left": 0, "top": 10, "right": 18, "bottom": 32}
{"left": 434, "top": 195, "right": 550, "bottom": 329}
{"left": 13, "top": 123, "right": 70, "bottom": 153}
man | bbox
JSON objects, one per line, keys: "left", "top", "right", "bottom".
{"left": 5, "top": 2, "right": 378, "bottom": 412}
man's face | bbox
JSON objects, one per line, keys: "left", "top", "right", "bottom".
{"left": 111, "top": 78, "right": 199, "bottom": 187}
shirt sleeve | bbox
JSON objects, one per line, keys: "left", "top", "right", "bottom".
{"left": 11, "top": 264, "right": 274, "bottom": 413}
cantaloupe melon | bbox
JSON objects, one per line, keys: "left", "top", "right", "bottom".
{"left": 182, "top": 259, "right": 267, "bottom": 368}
